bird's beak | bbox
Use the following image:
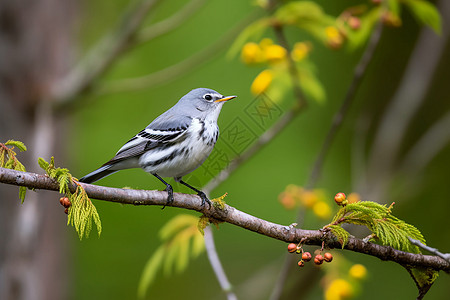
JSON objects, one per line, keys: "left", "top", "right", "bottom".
{"left": 215, "top": 95, "right": 237, "bottom": 103}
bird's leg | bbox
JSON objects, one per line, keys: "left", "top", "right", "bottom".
{"left": 152, "top": 173, "right": 173, "bottom": 209}
{"left": 179, "top": 179, "right": 211, "bottom": 208}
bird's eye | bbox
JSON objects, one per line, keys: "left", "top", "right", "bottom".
{"left": 204, "top": 94, "right": 213, "bottom": 101}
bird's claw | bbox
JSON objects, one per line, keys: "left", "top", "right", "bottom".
{"left": 162, "top": 185, "right": 174, "bottom": 209}
{"left": 198, "top": 191, "right": 211, "bottom": 208}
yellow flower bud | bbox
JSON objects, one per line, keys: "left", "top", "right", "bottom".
{"left": 334, "top": 192, "right": 347, "bottom": 206}
{"left": 349, "top": 264, "right": 367, "bottom": 280}
{"left": 264, "top": 44, "right": 287, "bottom": 63}
{"left": 241, "top": 42, "right": 264, "bottom": 65}
{"left": 259, "top": 38, "right": 274, "bottom": 49}
{"left": 325, "top": 26, "right": 343, "bottom": 49}
{"left": 250, "top": 69, "right": 273, "bottom": 95}
{"left": 291, "top": 42, "right": 311, "bottom": 62}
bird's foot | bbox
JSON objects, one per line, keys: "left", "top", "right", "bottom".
{"left": 198, "top": 191, "right": 211, "bottom": 208}
{"left": 162, "top": 185, "right": 174, "bottom": 210}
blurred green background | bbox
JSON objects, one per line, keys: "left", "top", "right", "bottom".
{"left": 2, "top": 0, "right": 449, "bottom": 299}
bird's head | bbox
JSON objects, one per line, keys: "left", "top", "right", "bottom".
{"left": 177, "top": 88, "right": 236, "bottom": 121}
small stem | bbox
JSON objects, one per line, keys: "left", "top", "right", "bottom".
{"left": 204, "top": 226, "right": 238, "bottom": 300}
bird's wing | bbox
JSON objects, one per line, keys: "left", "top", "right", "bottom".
{"left": 102, "top": 115, "right": 192, "bottom": 166}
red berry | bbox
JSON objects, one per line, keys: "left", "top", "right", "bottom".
{"left": 62, "top": 197, "right": 71, "bottom": 208}
{"left": 302, "top": 252, "right": 312, "bottom": 262}
{"left": 314, "top": 254, "right": 324, "bottom": 265}
{"left": 298, "top": 260, "right": 305, "bottom": 267}
{"left": 59, "top": 197, "right": 65, "bottom": 206}
{"left": 64, "top": 208, "right": 69, "bottom": 215}
{"left": 287, "top": 243, "right": 298, "bottom": 253}
{"left": 348, "top": 17, "right": 361, "bottom": 30}
{"left": 324, "top": 252, "right": 333, "bottom": 262}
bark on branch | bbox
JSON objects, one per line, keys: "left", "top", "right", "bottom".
{"left": 1, "top": 167, "right": 449, "bottom": 272}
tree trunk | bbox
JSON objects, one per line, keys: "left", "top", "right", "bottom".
{"left": 0, "top": 0, "right": 76, "bottom": 299}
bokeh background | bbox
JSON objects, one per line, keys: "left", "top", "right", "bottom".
{"left": 1, "top": 0, "right": 450, "bottom": 299}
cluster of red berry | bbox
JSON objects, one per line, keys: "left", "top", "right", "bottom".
{"left": 59, "top": 197, "right": 71, "bottom": 214}
{"left": 287, "top": 243, "right": 333, "bottom": 267}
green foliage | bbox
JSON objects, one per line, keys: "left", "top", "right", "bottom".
{"left": 67, "top": 184, "right": 102, "bottom": 240}
{"left": 404, "top": 0, "right": 442, "bottom": 34}
{"left": 1, "top": 140, "right": 28, "bottom": 203}
{"left": 138, "top": 214, "right": 205, "bottom": 299}
{"left": 297, "top": 62, "right": 326, "bottom": 103}
{"left": 407, "top": 266, "right": 439, "bottom": 296}
{"left": 39, "top": 156, "right": 101, "bottom": 239}
{"left": 326, "top": 201, "right": 425, "bottom": 253}
{"left": 5, "top": 140, "right": 27, "bottom": 152}
{"left": 227, "top": 18, "right": 271, "bottom": 59}
{"left": 346, "top": 7, "right": 382, "bottom": 50}
{"left": 327, "top": 224, "right": 349, "bottom": 248}
{"left": 197, "top": 215, "right": 209, "bottom": 235}
{"left": 274, "top": 1, "right": 336, "bottom": 44}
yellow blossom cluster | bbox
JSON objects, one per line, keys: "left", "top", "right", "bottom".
{"left": 242, "top": 39, "right": 312, "bottom": 95}
{"left": 278, "top": 185, "right": 332, "bottom": 219}
{"left": 242, "top": 38, "right": 311, "bottom": 65}
{"left": 323, "top": 263, "right": 368, "bottom": 300}
{"left": 325, "top": 26, "right": 344, "bottom": 49}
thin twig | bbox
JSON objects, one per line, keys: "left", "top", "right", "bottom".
{"left": 271, "top": 19, "right": 385, "bottom": 300}
{"left": 203, "top": 108, "right": 299, "bottom": 194}
{"left": 52, "top": 0, "right": 161, "bottom": 106}
{"left": 137, "top": 0, "right": 206, "bottom": 43}
{"left": 1, "top": 167, "right": 449, "bottom": 272}
{"left": 306, "top": 20, "right": 384, "bottom": 189}
{"left": 94, "top": 12, "right": 258, "bottom": 95}
{"left": 409, "top": 238, "right": 450, "bottom": 262}
{"left": 204, "top": 227, "right": 238, "bottom": 300}
{"left": 203, "top": 24, "right": 308, "bottom": 195}
{"left": 401, "top": 111, "right": 450, "bottom": 173}
{"left": 366, "top": 0, "right": 450, "bottom": 197}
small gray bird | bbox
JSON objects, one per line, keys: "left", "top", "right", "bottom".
{"left": 79, "top": 88, "right": 236, "bottom": 207}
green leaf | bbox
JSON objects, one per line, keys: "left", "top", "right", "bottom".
{"left": 191, "top": 232, "right": 205, "bottom": 257}
{"left": 347, "top": 7, "right": 381, "bottom": 50}
{"left": 19, "top": 186, "right": 27, "bottom": 204}
{"left": 406, "top": 266, "right": 439, "bottom": 299}
{"left": 328, "top": 224, "right": 349, "bottom": 248}
{"left": 5, "top": 140, "right": 27, "bottom": 152}
{"left": 38, "top": 157, "right": 49, "bottom": 171}
{"left": 159, "top": 214, "right": 198, "bottom": 240}
{"left": 275, "top": 1, "right": 336, "bottom": 44}
{"left": 404, "top": 0, "right": 441, "bottom": 34}
{"left": 298, "top": 66, "right": 326, "bottom": 103}
{"left": 175, "top": 230, "right": 191, "bottom": 274}
{"left": 162, "top": 242, "right": 179, "bottom": 277}
{"left": 227, "top": 18, "right": 271, "bottom": 60}
{"left": 67, "top": 185, "right": 102, "bottom": 240}
{"left": 138, "top": 246, "right": 165, "bottom": 299}
{"left": 328, "top": 201, "right": 425, "bottom": 253}
{"left": 275, "top": 1, "right": 325, "bottom": 24}
{"left": 0, "top": 149, "right": 5, "bottom": 167}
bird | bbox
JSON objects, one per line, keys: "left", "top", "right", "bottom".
{"left": 78, "top": 88, "right": 236, "bottom": 207}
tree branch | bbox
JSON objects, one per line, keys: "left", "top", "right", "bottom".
{"left": 1, "top": 167, "right": 449, "bottom": 272}
{"left": 94, "top": 12, "right": 258, "bottom": 96}
{"left": 51, "top": 0, "right": 161, "bottom": 106}
{"left": 306, "top": 20, "right": 384, "bottom": 189}
{"left": 136, "top": 0, "right": 206, "bottom": 43}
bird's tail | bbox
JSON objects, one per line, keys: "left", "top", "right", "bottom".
{"left": 78, "top": 165, "right": 117, "bottom": 184}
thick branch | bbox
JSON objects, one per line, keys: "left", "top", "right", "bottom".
{"left": 1, "top": 167, "right": 449, "bottom": 272}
